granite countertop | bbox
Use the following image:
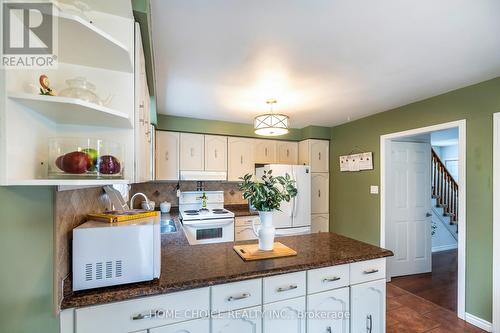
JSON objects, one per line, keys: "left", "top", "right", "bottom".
{"left": 225, "top": 204, "right": 259, "bottom": 217}
{"left": 61, "top": 213, "right": 393, "bottom": 309}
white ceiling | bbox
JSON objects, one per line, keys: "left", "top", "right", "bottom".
{"left": 151, "top": 0, "right": 500, "bottom": 128}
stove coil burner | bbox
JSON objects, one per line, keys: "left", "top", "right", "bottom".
{"left": 184, "top": 210, "right": 200, "bottom": 216}
{"left": 212, "top": 209, "right": 228, "bottom": 214}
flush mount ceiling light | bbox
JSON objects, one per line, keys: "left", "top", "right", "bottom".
{"left": 254, "top": 99, "right": 289, "bottom": 136}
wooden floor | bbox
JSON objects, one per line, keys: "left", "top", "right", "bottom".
{"left": 387, "top": 283, "right": 485, "bottom": 332}
{"left": 390, "top": 249, "right": 458, "bottom": 312}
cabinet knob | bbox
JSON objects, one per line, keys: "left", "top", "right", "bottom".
{"left": 287, "top": 149, "right": 290, "bottom": 157}
{"left": 215, "top": 149, "right": 218, "bottom": 158}
{"left": 240, "top": 156, "right": 243, "bottom": 164}
{"left": 366, "top": 314, "right": 373, "bottom": 333}
{"left": 318, "top": 190, "right": 321, "bottom": 198}
{"left": 165, "top": 151, "right": 169, "bottom": 161}
{"left": 265, "top": 147, "right": 268, "bottom": 156}
{"left": 319, "top": 152, "right": 322, "bottom": 160}
{"left": 326, "top": 327, "right": 332, "bottom": 333}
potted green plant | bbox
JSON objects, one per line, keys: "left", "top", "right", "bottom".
{"left": 239, "top": 170, "right": 298, "bottom": 250}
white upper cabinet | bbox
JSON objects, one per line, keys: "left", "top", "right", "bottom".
{"left": 228, "top": 137, "right": 255, "bottom": 181}
{"left": 204, "top": 135, "right": 227, "bottom": 171}
{"left": 299, "top": 139, "right": 329, "bottom": 172}
{"left": 254, "top": 139, "right": 276, "bottom": 164}
{"left": 312, "top": 173, "right": 329, "bottom": 213}
{"left": 311, "top": 214, "right": 329, "bottom": 233}
{"left": 277, "top": 141, "right": 298, "bottom": 164}
{"left": 156, "top": 131, "right": 179, "bottom": 181}
{"left": 180, "top": 133, "right": 204, "bottom": 171}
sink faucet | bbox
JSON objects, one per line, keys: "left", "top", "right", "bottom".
{"left": 130, "top": 192, "right": 150, "bottom": 210}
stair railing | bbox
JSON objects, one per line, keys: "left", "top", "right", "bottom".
{"left": 432, "top": 149, "right": 459, "bottom": 223}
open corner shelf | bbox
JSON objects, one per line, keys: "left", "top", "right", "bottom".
{"left": 8, "top": 92, "right": 133, "bottom": 129}
{"left": 56, "top": 9, "right": 133, "bottom": 72}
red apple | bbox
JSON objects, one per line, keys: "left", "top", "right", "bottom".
{"left": 97, "top": 155, "right": 121, "bottom": 175}
{"left": 61, "top": 151, "right": 91, "bottom": 174}
{"left": 55, "top": 155, "right": 64, "bottom": 171}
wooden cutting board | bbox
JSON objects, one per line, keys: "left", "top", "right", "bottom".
{"left": 233, "top": 242, "right": 297, "bottom": 261}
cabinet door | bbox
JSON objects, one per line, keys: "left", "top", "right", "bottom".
{"left": 228, "top": 137, "right": 255, "bottom": 181}
{"left": 277, "top": 141, "right": 298, "bottom": 164}
{"left": 312, "top": 173, "right": 329, "bottom": 213}
{"left": 180, "top": 133, "right": 204, "bottom": 171}
{"left": 212, "top": 306, "right": 262, "bottom": 333}
{"left": 298, "top": 140, "right": 309, "bottom": 166}
{"left": 263, "top": 297, "right": 305, "bottom": 333}
{"left": 350, "top": 279, "right": 386, "bottom": 333}
{"left": 205, "top": 135, "right": 227, "bottom": 171}
{"left": 311, "top": 214, "right": 329, "bottom": 233}
{"left": 310, "top": 140, "right": 329, "bottom": 172}
{"left": 149, "top": 317, "right": 209, "bottom": 333}
{"left": 307, "top": 287, "right": 350, "bottom": 333}
{"left": 254, "top": 140, "right": 276, "bottom": 164}
{"left": 235, "top": 226, "right": 258, "bottom": 241}
{"left": 156, "top": 131, "right": 179, "bottom": 181}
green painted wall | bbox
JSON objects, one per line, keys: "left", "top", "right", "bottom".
{"left": 330, "top": 77, "right": 500, "bottom": 322}
{"left": 157, "top": 114, "right": 331, "bottom": 141}
{"left": 0, "top": 186, "right": 58, "bottom": 333}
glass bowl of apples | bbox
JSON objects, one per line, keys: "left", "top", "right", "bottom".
{"left": 48, "top": 138, "right": 124, "bottom": 179}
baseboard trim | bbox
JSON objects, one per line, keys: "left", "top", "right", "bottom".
{"left": 465, "top": 312, "right": 492, "bottom": 332}
{"left": 432, "top": 244, "right": 458, "bottom": 253}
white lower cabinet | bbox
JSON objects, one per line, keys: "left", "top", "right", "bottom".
{"left": 307, "top": 287, "right": 350, "bottom": 333}
{"left": 263, "top": 297, "right": 306, "bottom": 333}
{"left": 149, "top": 317, "right": 209, "bottom": 333}
{"left": 63, "top": 260, "right": 387, "bottom": 333}
{"left": 350, "top": 279, "right": 386, "bottom": 333}
{"left": 211, "top": 306, "right": 262, "bottom": 333}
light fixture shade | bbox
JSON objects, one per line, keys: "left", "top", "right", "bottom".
{"left": 254, "top": 113, "right": 289, "bottom": 136}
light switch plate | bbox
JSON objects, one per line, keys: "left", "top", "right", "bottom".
{"left": 370, "top": 185, "right": 379, "bottom": 194}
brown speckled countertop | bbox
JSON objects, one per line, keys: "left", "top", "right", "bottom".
{"left": 61, "top": 213, "right": 392, "bottom": 309}
{"left": 225, "top": 204, "right": 259, "bottom": 217}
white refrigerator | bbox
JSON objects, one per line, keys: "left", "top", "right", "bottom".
{"left": 255, "top": 164, "right": 311, "bottom": 235}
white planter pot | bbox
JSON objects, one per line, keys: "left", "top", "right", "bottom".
{"left": 252, "top": 211, "right": 276, "bottom": 251}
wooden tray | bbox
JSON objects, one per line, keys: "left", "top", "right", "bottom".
{"left": 233, "top": 242, "right": 297, "bottom": 261}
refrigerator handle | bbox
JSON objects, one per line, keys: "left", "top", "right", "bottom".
{"left": 292, "top": 168, "right": 298, "bottom": 218}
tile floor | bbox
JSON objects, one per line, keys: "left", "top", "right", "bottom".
{"left": 386, "top": 283, "right": 486, "bottom": 332}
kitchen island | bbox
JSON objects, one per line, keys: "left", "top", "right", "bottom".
{"left": 60, "top": 216, "right": 393, "bottom": 333}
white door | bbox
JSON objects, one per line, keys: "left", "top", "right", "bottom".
{"left": 228, "top": 137, "right": 255, "bottom": 181}
{"left": 156, "top": 131, "right": 179, "bottom": 181}
{"left": 307, "top": 287, "right": 349, "bottom": 333}
{"left": 277, "top": 141, "right": 298, "bottom": 164}
{"left": 350, "top": 280, "right": 386, "bottom": 333}
{"left": 212, "top": 306, "right": 262, "bottom": 333}
{"left": 254, "top": 139, "right": 276, "bottom": 164}
{"left": 388, "top": 141, "right": 432, "bottom": 277}
{"left": 180, "top": 133, "right": 204, "bottom": 171}
{"left": 205, "top": 135, "right": 227, "bottom": 171}
{"left": 311, "top": 214, "right": 329, "bottom": 233}
{"left": 310, "top": 140, "right": 329, "bottom": 172}
{"left": 292, "top": 165, "right": 311, "bottom": 227}
{"left": 311, "top": 173, "right": 329, "bottom": 214}
{"left": 149, "top": 317, "right": 209, "bottom": 333}
{"left": 263, "top": 297, "right": 306, "bottom": 333}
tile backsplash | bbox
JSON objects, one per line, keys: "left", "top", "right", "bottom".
{"left": 130, "top": 181, "right": 246, "bottom": 208}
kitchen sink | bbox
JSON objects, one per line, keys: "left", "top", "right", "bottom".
{"left": 160, "top": 219, "right": 177, "bottom": 234}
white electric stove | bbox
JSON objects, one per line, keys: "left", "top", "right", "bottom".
{"left": 179, "top": 191, "right": 235, "bottom": 245}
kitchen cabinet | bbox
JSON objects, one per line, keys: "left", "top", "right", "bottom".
{"left": 211, "top": 306, "right": 262, "bottom": 333}
{"left": 350, "top": 279, "right": 386, "bottom": 333}
{"left": 299, "top": 139, "right": 329, "bottom": 172}
{"left": 254, "top": 139, "right": 276, "bottom": 164}
{"left": 311, "top": 214, "right": 329, "bottom": 233}
{"left": 228, "top": 137, "right": 255, "bottom": 181}
{"left": 277, "top": 141, "right": 298, "bottom": 164}
{"left": 307, "top": 287, "right": 350, "bottom": 333}
{"left": 149, "top": 317, "right": 209, "bottom": 333}
{"left": 156, "top": 131, "right": 179, "bottom": 181}
{"left": 312, "top": 173, "right": 329, "bottom": 214}
{"left": 235, "top": 216, "right": 260, "bottom": 241}
{"left": 180, "top": 133, "right": 204, "bottom": 171}
{"left": 204, "top": 135, "right": 227, "bottom": 171}
{"left": 263, "top": 296, "right": 306, "bottom": 333}
{"left": 134, "top": 23, "right": 153, "bottom": 183}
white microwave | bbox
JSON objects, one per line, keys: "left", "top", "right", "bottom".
{"left": 72, "top": 217, "right": 161, "bottom": 291}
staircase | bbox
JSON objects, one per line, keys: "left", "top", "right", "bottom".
{"left": 432, "top": 149, "right": 459, "bottom": 226}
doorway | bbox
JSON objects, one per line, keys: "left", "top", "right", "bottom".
{"left": 380, "top": 120, "right": 466, "bottom": 320}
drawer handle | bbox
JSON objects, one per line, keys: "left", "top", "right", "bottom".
{"left": 363, "top": 269, "right": 379, "bottom": 275}
{"left": 367, "top": 314, "right": 373, "bottom": 333}
{"left": 276, "top": 284, "right": 298, "bottom": 292}
{"left": 322, "top": 276, "right": 341, "bottom": 283}
{"left": 132, "top": 310, "right": 160, "bottom": 321}
{"left": 327, "top": 326, "right": 332, "bottom": 333}
{"left": 227, "top": 293, "right": 251, "bottom": 302}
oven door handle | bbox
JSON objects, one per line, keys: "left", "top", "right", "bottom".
{"left": 183, "top": 220, "right": 234, "bottom": 228}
